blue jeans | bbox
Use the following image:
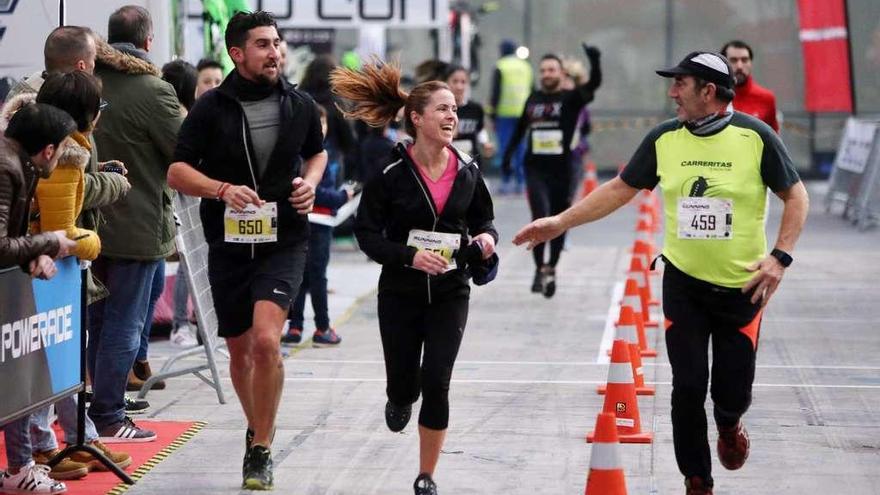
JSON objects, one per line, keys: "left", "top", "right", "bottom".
{"left": 172, "top": 262, "right": 190, "bottom": 329}
{"left": 137, "top": 261, "right": 165, "bottom": 361}
{"left": 30, "top": 397, "right": 99, "bottom": 451}
{"left": 87, "top": 258, "right": 164, "bottom": 429}
{"left": 494, "top": 116, "right": 526, "bottom": 190}
{"left": 289, "top": 224, "right": 332, "bottom": 330}
{"left": 3, "top": 415, "right": 33, "bottom": 469}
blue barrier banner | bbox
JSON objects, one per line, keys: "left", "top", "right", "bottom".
{"left": 0, "top": 257, "right": 81, "bottom": 425}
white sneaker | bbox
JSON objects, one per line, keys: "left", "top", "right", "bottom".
{"left": 0, "top": 462, "right": 67, "bottom": 494}
{"left": 170, "top": 324, "right": 198, "bottom": 348}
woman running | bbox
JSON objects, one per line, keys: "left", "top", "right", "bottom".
{"left": 331, "top": 61, "right": 498, "bottom": 495}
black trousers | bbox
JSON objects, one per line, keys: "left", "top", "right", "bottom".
{"left": 378, "top": 292, "right": 469, "bottom": 430}
{"left": 525, "top": 166, "right": 572, "bottom": 268}
{"left": 663, "top": 262, "right": 762, "bottom": 483}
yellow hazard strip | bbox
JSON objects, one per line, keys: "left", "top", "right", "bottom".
{"left": 105, "top": 421, "right": 208, "bottom": 495}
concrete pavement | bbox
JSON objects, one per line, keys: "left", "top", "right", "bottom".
{"left": 125, "top": 181, "right": 880, "bottom": 494}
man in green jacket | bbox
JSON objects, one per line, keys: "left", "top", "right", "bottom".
{"left": 89, "top": 5, "right": 183, "bottom": 443}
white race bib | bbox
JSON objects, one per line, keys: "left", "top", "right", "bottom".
{"left": 224, "top": 202, "right": 278, "bottom": 243}
{"left": 407, "top": 229, "right": 460, "bottom": 272}
{"left": 677, "top": 197, "right": 733, "bottom": 240}
{"left": 531, "top": 129, "right": 564, "bottom": 155}
{"left": 452, "top": 138, "right": 474, "bottom": 155}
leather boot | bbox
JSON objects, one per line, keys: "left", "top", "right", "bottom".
{"left": 131, "top": 360, "right": 166, "bottom": 390}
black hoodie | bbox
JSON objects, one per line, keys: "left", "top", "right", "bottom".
{"left": 355, "top": 143, "right": 498, "bottom": 302}
{"left": 173, "top": 71, "right": 324, "bottom": 256}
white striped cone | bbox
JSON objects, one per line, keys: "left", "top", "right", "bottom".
{"left": 584, "top": 413, "right": 627, "bottom": 494}
{"left": 588, "top": 339, "right": 653, "bottom": 444}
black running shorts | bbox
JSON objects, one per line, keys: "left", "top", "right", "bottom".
{"left": 208, "top": 244, "right": 307, "bottom": 338}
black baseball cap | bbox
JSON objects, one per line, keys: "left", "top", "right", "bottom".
{"left": 656, "top": 51, "right": 734, "bottom": 90}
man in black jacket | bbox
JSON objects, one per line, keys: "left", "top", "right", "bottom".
{"left": 167, "top": 11, "right": 326, "bottom": 491}
{"left": 502, "top": 44, "right": 601, "bottom": 298}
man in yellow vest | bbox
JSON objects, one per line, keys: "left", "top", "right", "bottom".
{"left": 512, "top": 51, "right": 809, "bottom": 495}
{"left": 490, "top": 39, "right": 532, "bottom": 194}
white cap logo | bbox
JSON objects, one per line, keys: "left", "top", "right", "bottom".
{"left": 690, "top": 53, "right": 730, "bottom": 75}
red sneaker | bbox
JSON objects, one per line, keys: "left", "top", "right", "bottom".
{"left": 685, "top": 476, "right": 714, "bottom": 495}
{"left": 717, "top": 421, "right": 750, "bottom": 470}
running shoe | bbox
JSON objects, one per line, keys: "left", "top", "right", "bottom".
{"left": 717, "top": 421, "right": 749, "bottom": 470}
{"left": 312, "top": 328, "right": 341, "bottom": 347}
{"left": 385, "top": 400, "right": 412, "bottom": 432}
{"left": 280, "top": 326, "right": 302, "bottom": 345}
{"left": 124, "top": 395, "right": 150, "bottom": 415}
{"left": 0, "top": 462, "right": 67, "bottom": 494}
{"left": 685, "top": 475, "right": 713, "bottom": 495}
{"left": 242, "top": 445, "right": 273, "bottom": 490}
{"left": 97, "top": 417, "right": 156, "bottom": 443}
{"left": 242, "top": 428, "right": 255, "bottom": 478}
{"left": 542, "top": 267, "right": 556, "bottom": 299}
{"left": 413, "top": 473, "right": 438, "bottom": 495}
{"left": 531, "top": 268, "right": 544, "bottom": 293}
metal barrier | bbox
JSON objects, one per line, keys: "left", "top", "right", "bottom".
{"left": 824, "top": 117, "right": 880, "bottom": 229}
{"left": 136, "top": 193, "right": 227, "bottom": 404}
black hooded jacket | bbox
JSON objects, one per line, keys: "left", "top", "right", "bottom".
{"left": 354, "top": 143, "right": 498, "bottom": 302}
{"left": 173, "top": 71, "right": 325, "bottom": 256}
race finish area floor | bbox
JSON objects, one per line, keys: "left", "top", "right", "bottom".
{"left": 116, "top": 181, "right": 879, "bottom": 494}
{"left": 0, "top": 420, "right": 204, "bottom": 495}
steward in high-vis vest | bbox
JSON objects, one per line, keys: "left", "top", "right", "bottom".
{"left": 512, "top": 51, "right": 809, "bottom": 495}
{"left": 490, "top": 39, "right": 533, "bottom": 194}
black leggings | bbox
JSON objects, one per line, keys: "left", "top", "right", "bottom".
{"left": 663, "top": 262, "right": 762, "bottom": 483}
{"left": 378, "top": 293, "right": 469, "bottom": 430}
{"left": 525, "top": 167, "right": 572, "bottom": 268}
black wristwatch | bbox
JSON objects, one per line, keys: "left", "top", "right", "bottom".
{"left": 770, "top": 248, "right": 793, "bottom": 268}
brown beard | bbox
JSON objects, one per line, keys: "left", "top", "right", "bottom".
{"left": 542, "top": 78, "right": 560, "bottom": 92}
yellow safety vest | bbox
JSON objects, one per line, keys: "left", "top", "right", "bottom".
{"left": 495, "top": 56, "right": 533, "bottom": 118}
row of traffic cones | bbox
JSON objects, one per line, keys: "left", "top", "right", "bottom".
{"left": 584, "top": 191, "right": 662, "bottom": 493}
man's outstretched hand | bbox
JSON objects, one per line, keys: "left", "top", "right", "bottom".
{"left": 512, "top": 216, "right": 566, "bottom": 250}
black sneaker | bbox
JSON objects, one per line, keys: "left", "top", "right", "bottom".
{"left": 385, "top": 400, "right": 412, "bottom": 432}
{"left": 413, "top": 473, "right": 438, "bottom": 495}
{"left": 124, "top": 395, "right": 150, "bottom": 415}
{"left": 531, "top": 268, "right": 544, "bottom": 293}
{"left": 280, "top": 326, "right": 302, "bottom": 345}
{"left": 542, "top": 267, "right": 556, "bottom": 299}
{"left": 243, "top": 428, "right": 255, "bottom": 478}
{"left": 242, "top": 445, "right": 273, "bottom": 490}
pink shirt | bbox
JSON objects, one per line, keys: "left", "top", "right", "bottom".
{"left": 411, "top": 146, "right": 458, "bottom": 215}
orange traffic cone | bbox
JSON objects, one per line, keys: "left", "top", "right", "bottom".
{"left": 618, "top": 278, "right": 659, "bottom": 330}
{"left": 598, "top": 340, "right": 655, "bottom": 396}
{"left": 584, "top": 412, "right": 628, "bottom": 495}
{"left": 635, "top": 216, "right": 654, "bottom": 241}
{"left": 581, "top": 160, "right": 598, "bottom": 198}
{"left": 614, "top": 303, "right": 656, "bottom": 357}
{"left": 588, "top": 340, "right": 653, "bottom": 444}
{"left": 638, "top": 202, "right": 661, "bottom": 232}
{"left": 632, "top": 239, "right": 655, "bottom": 274}
{"left": 628, "top": 255, "right": 659, "bottom": 307}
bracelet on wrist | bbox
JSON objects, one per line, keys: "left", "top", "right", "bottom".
{"left": 217, "top": 182, "right": 230, "bottom": 200}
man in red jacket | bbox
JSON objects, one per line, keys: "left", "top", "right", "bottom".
{"left": 721, "top": 40, "right": 779, "bottom": 132}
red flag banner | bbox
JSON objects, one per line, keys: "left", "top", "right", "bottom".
{"left": 797, "top": 0, "right": 853, "bottom": 112}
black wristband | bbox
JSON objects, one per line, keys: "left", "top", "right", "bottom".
{"left": 770, "top": 248, "right": 793, "bottom": 268}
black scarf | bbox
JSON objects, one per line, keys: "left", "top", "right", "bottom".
{"left": 684, "top": 111, "right": 733, "bottom": 136}
{"left": 228, "top": 70, "right": 278, "bottom": 102}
